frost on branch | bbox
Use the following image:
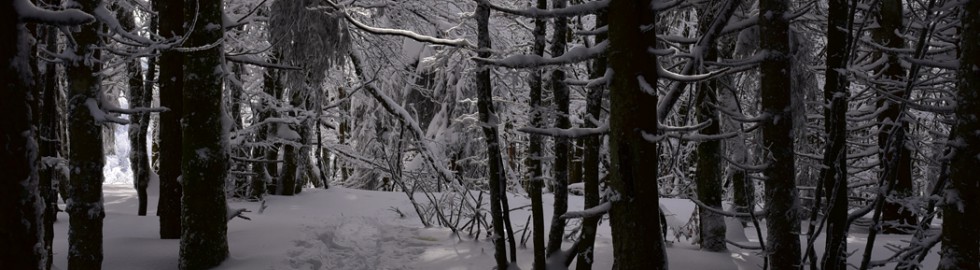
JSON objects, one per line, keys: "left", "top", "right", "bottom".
{"left": 15, "top": 0, "right": 94, "bottom": 25}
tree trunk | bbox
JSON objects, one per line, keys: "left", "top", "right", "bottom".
{"left": 156, "top": 0, "right": 184, "bottom": 240}
{"left": 576, "top": 9, "right": 607, "bottom": 270}
{"left": 39, "top": 21, "right": 62, "bottom": 270}
{"left": 607, "top": 0, "right": 668, "bottom": 268}
{"left": 476, "top": 3, "right": 513, "bottom": 269}
{"left": 759, "top": 0, "right": 802, "bottom": 268}
{"left": 229, "top": 62, "right": 248, "bottom": 197}
{"left": 940, "top": 1, "right": 980, "bottom": 268}
{"left": 819, "top": 0, "right": 850, "bottom": 269}
{"left": 527, "top": 0, "right": 548, "bottom": 268}
{"left": 874, "top": 0, "right": 917, "bottom": 234}
{"left": 118, "top": 5, "right": 152, "bottom": 217}
{"left": 178, "top": 0, "right": 230, "bottom": 267}
{"left": 546, "top": 0, "right": 571, "bottom": 257}
{"left": 1, "top": 3, "right": 49, "bottom": 268}
{"left": 65, "top": 1, "right": 106, "bottom": 269}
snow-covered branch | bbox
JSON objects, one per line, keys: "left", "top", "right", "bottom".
{"left": 477, "top": 0, "right": 609, "bottom": 18}
{"left": 518, "top": 124, "right": 609, "bottom": 138}
{"left": 560, "top": 202, "right": 611, "bottom": 219}
{"left": 473, "top": 41, "right": 607, "bottom": 68}
{"left": 226, "top": 55, "right": 302, "bottom": 70}
{"left": 690, "top": 198, "right": 766, "bottom": 218}
{"left": 15, "top": 0, "right": 95, "bottom": 25}
{"left": 325, "top": 1, "right": 473, "bottom": 48}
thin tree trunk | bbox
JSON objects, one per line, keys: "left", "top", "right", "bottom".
{"left": 607, "top": 0, "right": 668, "bottom": 268}
{"left": 156, "top": 0, "right": 184, "bottom": 240}
{"left": 819, "top": 0, "right": 851, "bottom": 268}
{"left": 575, "top": 9, "right": 606, "bottom": 270}
{"left": 546, "top": 0, "right": 571, "bottom": 257}
{"left": 476, "top": 3, "right": 512, "bottom": 269}
{"left": 39, "top": 21, "right": 62, "bottom": 270}
{"left": 118, "top": 5, "right": 152, "bottom": 217}
{"left": 874, "top": 0, "right": 917, "bottom": 234}
{"left": 178, "top": 0, "right": 229, "bottom": 267}
{"left": 527, "top": 0, "right": 548, "bottom": 268}
{"left": 939, "top": 1, "right": 980, "bottom": 268}
{"left": 759, "top": 0, "right": 802, "bottom": 267}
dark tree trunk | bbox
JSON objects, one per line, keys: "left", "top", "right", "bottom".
{"left": 546, "top": 0, "right": 571, "bottom": 257}
{"left": 940, "top": 1, "right": 980, "bottom": 268}
{"left": 178, "top": 0, "right": 229, "bottom": 268}
{"left": 476, "top": 3, "right": 514, "bottom": 268}
{"left": 39, "top": 21, "right": 62, "bottom": 270}
{"left": 118, "top": 5, "right": 152, "bottom": 217}
{"left": 820, "top": 0, "right": 850, "bottom": 269}
{"left": 691, "top": 0, "right": 739, "bottom": 253}
{"left": 576, "top": 10, "right": 607, "bottom": 270}
{"left": 65, "top": 1, "right": 106, "bottom": 269}
{"left": 759, "top": 0, "right": 802, "bottom": 268}
{"left": 527, "top": 0, "right": 548, "bottom": 268}
{"left": 156, "top": 0, "right": 184, "bottom": 240}
{"left": 229, "top": 62, "right": 248, "bottom": 197}
{"left": 874, "top": 0, "right": 917, "bottom": 234}
{"left": 607, "top": 0, "right": 668, "bottom": 268}
{"left": 0, "top": 3, "right": 54, "bottom": 268}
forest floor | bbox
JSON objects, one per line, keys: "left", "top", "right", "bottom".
{"left": 47, "top": 179, "right": 942, "bottom": 270}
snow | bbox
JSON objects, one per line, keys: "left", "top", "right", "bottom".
{"left": 15, "top": 0, "right": 94, "bottom": 26}
{"left": 48, "top": 181, "right": 949, "bottom": 269}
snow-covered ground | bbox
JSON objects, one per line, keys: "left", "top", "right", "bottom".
{"left": 48, "top": 178, "right": 942, "bottom": 270}
{"left": 59, "top": 125, "right": 941, "bottom": 269}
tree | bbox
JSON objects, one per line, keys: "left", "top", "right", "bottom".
{"left": 119, "top": 3, "right": 153, "bottom": 217}
{"left": 759, "top": 0, "right": 802, "bottom": 268}
{"left": 606, "top": 0, "right": 668, "bottom": 268}
{"left": 874, "top": 0, "right": 917, "bottom": 234}
{"left": 575, "top": 8, "right": 606, "bottom": 270}
{"left": 1, "top": 2, "right": 91, "bottom": 269}
{"left": 157, "top": 0, "right": 184, "bottom": 240}
{"left": 939, "top": 0, "right": 980, "bottom": 268}
{"left": 819, "top": 0, "right": 851, "bottom": 268}
{"left": 177, "top": 0, "right": 229, "bottom": 267}
{"left": 526, "top": 0, "right": 548, "bottom": 268}
{"left": 546, "top": 0, "right": 571, "bottom": 258}
{"left": 65, "top": 0, "right": 108, "bottom": 268}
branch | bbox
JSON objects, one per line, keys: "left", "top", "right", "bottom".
{"left": 16, "top": 0, "right": 95, "bottom": 26}
{"left": 560, "top": 201, "right": 611, "bottom": 219}
{"left": 226, "top": 55, "right": 302, "bottom": 70}
{"left": 690, "top": 198, "right": 766, "bottom": 218}
{"left": 517, "top": 124, "right": 608, "bottom": 138}
{"left": 325, "top": 1, "right": 473, "bottom": 48}
{"left": 477, "top": 0, "right": 609, "bottom": 18}
{"left": 473, "top": 41, "right": 607, "bottom": 68}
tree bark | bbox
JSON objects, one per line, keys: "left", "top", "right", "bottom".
{"left": 527, "top": 0, "right": 548, "bottom": 268}
{"left": 178, "top": 0, "right": 230, "bottom": 267}
{"left": 546, "top": 0, "right": 571, "bottom": 257}
{"left": 939, "top": 1, "right": 980, "bottom": 268}
{"left": 476, "top": 3, "right": 513, "bottom": 269}
{"left": 65, "top": 1, "right": 107, "bottom": 269}
{"left": 759, "top": 0, "right": 802, "bottom": 268}
{"left": 118, "top": 5, "right": 152, "bottom": 217}
{"left": 819, "top": 0, "right": 851, "bottom": 269}
{"left": 38, "top": 13, "right": 63, "bottom": 269}
{"left": 1, "top": 3, "right": 48, "bottom": 268}
{"left": 156, "top": 0, "right": 184, "bottom": 240}
{"left": 874, "top": 0, "right": 917, "bottom": 234}
{"left": 607, "top": 0, "right": 668, "bottom": 268}
{"left": 576, "top": 9, "right": 607, "bottom": 270}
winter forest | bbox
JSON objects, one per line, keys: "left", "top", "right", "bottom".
{"left": 1, "top": 0, "right": 979, "bottom": 269}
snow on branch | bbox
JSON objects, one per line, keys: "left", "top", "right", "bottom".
{"left": 560, "top": 201, "right": 611, "bottom": 219}
{"left": 477, "top": 0, "right": 609, "bottom": 18}
{"left": 85, "top": 98, "right": 130, "bottom": 125}
{"left": 15, "top": 0, "right": 95, "bottom": 25}
{"left": 518, "top": 124, "right": 609, "bottom": 138}
{"left": 722, "top": 155, "right": 769, "bottom": 173}
{"left": 657, "top": 60, "right": 730, "bottom": 82}
{"left": 473, "top": 41, "right": 606, "bottom": 68}
{"left": 690, "top": 198, "right": 766, "bottom": 218}
{"left": 226, "top": 55, "right": 302, "bottom": 70}
{"left": 92, "top": 3, "right": 154, "bottom": 45}
{"left": 325, "top": 1, "right": 473, "bottom": 48}
{"left": 903, "top": 57, "right": 958, "bottom": 70}
{"left": 659, "top": 120, "right": 711, "bottom": 132}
